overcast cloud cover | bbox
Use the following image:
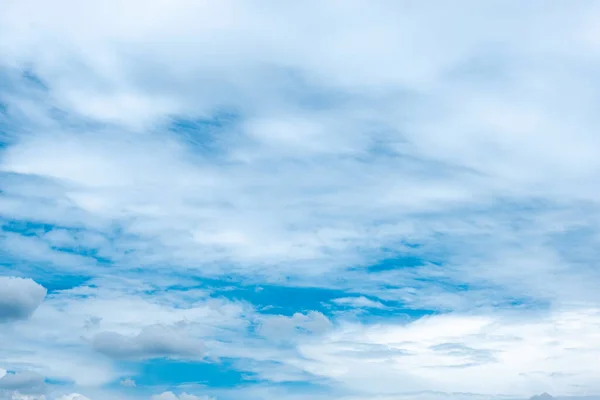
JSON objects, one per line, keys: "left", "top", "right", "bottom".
{"left": 2, "top": 1, "right": 600, "bottom": 399}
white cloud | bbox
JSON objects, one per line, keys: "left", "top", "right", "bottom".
{"left": 0, "top": 281, "right": 249, "bottom": 386}
{"left": 0, "top": 277, "right": 46, "bottom": 323}
{"left": 54, "top": 395, "right": 91, "bottom": 400}
{"left": 4, "top": 394, "right": 47, "bottom": 400}
{"left": 151, "top": 392, "right": 214, "bottom": 400}
{"left": 286, "top": 308, "right": 600, "bottom": 396}
{"left": 257, "top": 312, "right": 332, "bottom": 342}
{"left": 332, "top": 297, "right": 386, "bottom": 309}
{"left": 1, "top": 1, "right": 600, "bottom": 399}
{"left": 1, "top": 1, "right": 597, "bottom": 278}
{"left": 92, "top": 325, "right": 205, "bottom": 361}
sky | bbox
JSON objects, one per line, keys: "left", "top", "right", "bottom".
{"left": 1, "top": 1, "right": 600, "bottom": 400}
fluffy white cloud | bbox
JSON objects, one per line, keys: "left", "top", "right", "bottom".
{"left": 0, "top": 277, "right": 46, "bottom": 323}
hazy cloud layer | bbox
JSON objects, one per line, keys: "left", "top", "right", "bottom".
{"left": 1, "top": 1, "right": 600, "bottom": 399}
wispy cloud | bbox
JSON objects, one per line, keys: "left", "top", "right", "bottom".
{"left": 1, "top": 1, "right": 600, "bottom": 399}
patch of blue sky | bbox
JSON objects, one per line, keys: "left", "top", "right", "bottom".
{"left": 169, "top": 111, "right": 238, "bottom": 131}
{"left": 44, "top": 377, "right": 73, "bottom": 386}
{"left": 160, "top": 276, "right": 347, "bottom": 316}
{"left": 47, "top": 106, "right": 113, "bottom": 132}
{"left": 127, "top": 358, "right": 250, "bottom": 388}
{"left": 326, "top": 299, "right": 436, "bottom": 323}
{"left": 507, "top": 297, "right": 550, "bottom": 311}
{"left": 0, "top": 219, "right": 106, "bottom": 293}
{"left": 0, "top": 258, "right": 92, "bottom": 294}
{"left": 270, "top": 380, "right": 330, "bottom": 391}
{"left": 344, "top": 242, "right": 445, "bottom": 274}
{"left": 1, "top": 219, "right": 113, "bottom": 264}
{"left": 19, "top": 68, "right": 49, "bottom": 91}
{"left": 0, "top": 218, "right": 448, "bottom": 319}
{"left": 167, "top": 112, "right": 240, "bottom": 160}
{"left": 365, "top": 254, "right": 436, "bottom": 273}
{"left": 213, "top": 283, "right": 346, "bottom": 316}
{"left": 2, "top": 218, "right": 60, "bottom": 236}
{"left": 121, "top": 358, "right": 332, "bottom": 394}
{"left": 36, "top": 274, "right": 93, "bottom": 294}
{"left": 157, "top": 275, "right": 436, "bottom": 324}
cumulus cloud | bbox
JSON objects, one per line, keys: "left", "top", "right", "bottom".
{"left": 0, "top": 277, "right": 46, "bottom": 322}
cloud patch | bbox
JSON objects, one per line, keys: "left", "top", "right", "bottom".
{"left": 92, "top": 325, "right": 204, "bottom": 361}
{"left": 151, "top": 392, "right": 214, "bottom": 400}
{"left": 2, "top": 1, "right": 600, "bottom": 399}
{"left": 332, "top": 296, "right": 386, "bottom": 309}
{"left": 257, "top": 311, "right": 332, "bottom": 342}
{"left": 0, "top": 277, "right": 46, "bottom": 322}
{"left": 0, "top": 371, "right": 45, "bottom": 395}
{"left": 54, "top": 395, "right": 92, "bottom": 400}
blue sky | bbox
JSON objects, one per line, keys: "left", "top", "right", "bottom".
{"left": 2, "top": 1, "right": 600, "bottom": 400}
